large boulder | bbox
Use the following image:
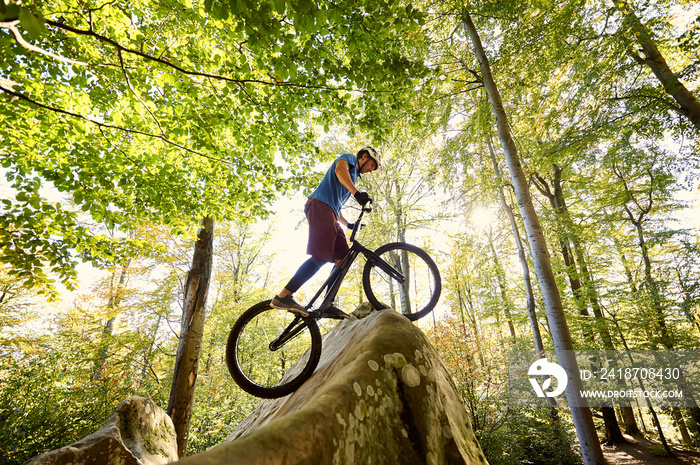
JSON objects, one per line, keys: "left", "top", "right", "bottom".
{"left": 24, "top": 396, "right": 178, "bottom": 465}
{"left": 177, "top": 305, "right": 489, "bottom": 465}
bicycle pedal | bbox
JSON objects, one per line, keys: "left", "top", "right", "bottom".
{"left": 320, "top": 306, "right": 351, "bottom": 320}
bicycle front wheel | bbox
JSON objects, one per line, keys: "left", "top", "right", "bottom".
{"left": 226, "top": 300, "right": 322, "bottom": 398}
{"left": 362, "top": 242, "right": 441, "bottom": 321}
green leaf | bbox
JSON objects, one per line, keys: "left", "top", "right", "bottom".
{"left": 0, "top": 2, "right": 19, "bottom": 21}
{"left": 274, "top": 61, "right": 289, "bottom": 81}
{"left": 18, "top": 7, "right": 46, "bottom": 38}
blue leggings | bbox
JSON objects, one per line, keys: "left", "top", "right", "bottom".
{"left": 285, "top": 256, "right": 327, "bottom": 293}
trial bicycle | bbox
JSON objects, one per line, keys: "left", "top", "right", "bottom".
{"left": 225, "top": 204, "right": 441, "bottom": 398}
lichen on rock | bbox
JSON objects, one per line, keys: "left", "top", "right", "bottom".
{"left": 24, "top": 396, "right": 178, "bottom": 465}
{"left": 174, "top": 306, "right": 489, "bottom": 465}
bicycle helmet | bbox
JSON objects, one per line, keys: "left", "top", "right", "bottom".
{"left": 357, "top": 146, "right": 381, "bottom": 171}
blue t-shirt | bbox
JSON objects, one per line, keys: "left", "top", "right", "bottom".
{"left": 309, "top": 153, "right": 358, "bottom": 217}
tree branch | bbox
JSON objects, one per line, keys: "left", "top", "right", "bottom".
{"left": 0, "top": 84, "right": 232, "bottom": 166}
{"left": 118, "top": 49, "right": 164, "bottom": 135}
{"left": 44, "top": 19, "right": 342, "bottom": 91}
{"left": 0, "top": 20, "right": 88, "bottom": 65}
{"left": 531, "top": 172, "right": 553, "bottom": 199}
{"left": 606, "top": 92, "right": 682, "bottom": 115}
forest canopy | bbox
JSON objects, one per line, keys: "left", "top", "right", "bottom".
{"left": 0, "top": 0, "right": 433, "bottom": 291}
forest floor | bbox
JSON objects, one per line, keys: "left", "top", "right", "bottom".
{"left": 602, "top": 435, "right": 700, "bottom": 464}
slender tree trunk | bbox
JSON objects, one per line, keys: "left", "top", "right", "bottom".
{"left": 168, "top": 217, "right": 215, "bottom": 458}
{"left": 613, "top": 164, "right": 673, "bottom": 349}
{"left": 572, "top": 244, "right": 639, "bottom": 438}
{"left": 487, "top": 229, "right": 516, "bottom": 339}
{"left": 487, "top": 138, "right": 556, "bottom": 411}
{"left": 616, "top": 0, "right": 700, "bottom": 130}
{"left": 460, "top": 282, "right": 486, "bottom": 367}
{"left": 461, "top": 11, "right": 606, "bottom": 465}
{"left": 612, "top": 312, "right": 674, "bottom": 456}
{"left": 676, "top": 268, "right": 700, "bottom": 335}
{"left": 488, "top": 139, "right": 542, "bottom": 352}
{"left": 139, "top": 313, "right": 163, "bottom": 388}
{"left": 613, "top": 236, "right": 639, "bottom": 294}
{"left": 633, "top": 221, "right": 672, "bottom": 348}
{"left": 612, "top": 237, "right": 659, "bottom": 438}
{"left": 636, "top": 400, "right": 649, "bottom": 433}
{"left": 533, "top": 169, "right": 587, "bottom": 316}
{"left": 536, "top": 166, "right": 632, "bottom": 442}
{"left": 93, "top": 261, "right": 130, "bottom": 382}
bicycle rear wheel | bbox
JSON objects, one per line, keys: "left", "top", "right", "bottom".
{"left": 362, "top": 242, "right": 441, "bottom": 321}
{"left": 226, "top": 300, "right": 322, "bottom": 398}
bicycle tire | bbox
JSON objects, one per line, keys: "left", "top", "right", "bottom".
{"left": 226, "top": 300, "right": 322, "bottom": 398}
{"left": 362, "top": 242, "right": 441, "bottom": 321}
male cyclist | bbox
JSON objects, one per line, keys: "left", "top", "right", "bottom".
{"left": 270, "top": 147, "right": 381, "bottom": 319}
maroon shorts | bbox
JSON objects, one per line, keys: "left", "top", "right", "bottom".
{"left": 305, "top": 198, "right": 349, "bottom": 263}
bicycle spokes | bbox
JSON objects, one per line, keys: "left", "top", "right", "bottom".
{"left": 233, "top": 308, "right": 316, "bottom": 390}
{"left": 376, "top": 250, "right": 415, "bottom": 313}
{"left": 363, "top": 243, "right": 441, "bottom": 320}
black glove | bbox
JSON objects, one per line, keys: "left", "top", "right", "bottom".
{"left": 354, "top": 191, "right": 371, "bottom": 206}
{"left": 347, "top": 222, "right": 365, "bottom": 230}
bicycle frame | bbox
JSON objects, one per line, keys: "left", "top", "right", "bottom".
{"left": 269, "top": 205, "right": 406, "bottom": 351}
{"left": 305, "top": 205, "right": 406, "bottom": 315}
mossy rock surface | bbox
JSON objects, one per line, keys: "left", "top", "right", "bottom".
{"left": 24, "top": 396, "right": 178, "bottom": 465}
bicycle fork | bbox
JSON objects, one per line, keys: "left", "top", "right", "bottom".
{"left": 362, "top": 248, "right": 407, "bottom": 284}
{"left": 269, "top": 317, "right": 308, "bottom": 351}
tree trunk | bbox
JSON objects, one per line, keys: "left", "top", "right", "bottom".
{"left": 612, "top": 236, "right": 661, "bottom": 438}
{"left": 533, "top": 169, "right": 588, "bottom": 318}
{"left": 139, "top": 313, "right": 163, "bottom": 388}
{"left": 573, "top": 240, "right": 638, "bottom": 440}
{"left": 676, "top": 268, "right": 700, "bottom": 335}
{"left": 487, "top": 139, "right": 558, "bottom": 412}
{"left": 620, "top": 406, "right": 642, "bottom": 437}
{"left": 168, "top": 217, "right": 215, "bottom": 458}
{"left": 617, "top": 1, "right": 700, "bottom": 130}
{"left": 612, "top": 307, "right": 675, "bottom": 456}
{"left": 535, "top": 166, "right": 633, "bottom": 442}
{"left": 461, "top": 11, "right": 606, "bottom": 465}
{"left": 93, "top": 261, "right": 130, "bottom": 382}
{"left": 487, "top": 139, "right": 544, "bottom": 354}
{"left": 487, "top": 229, "right": 517, "bottom": 339}
{"left": 672, "top": 408, "right": 692, "bottom": 445}
{"left": 459, "top": 281, "right": 486, "bottom": 367}
{"left": 633, "top": 219, "right": 672, "bottom": 348}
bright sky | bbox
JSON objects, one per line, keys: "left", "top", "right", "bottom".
{"left": 6, "top": 162, "right": 699, "bottom": 312}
